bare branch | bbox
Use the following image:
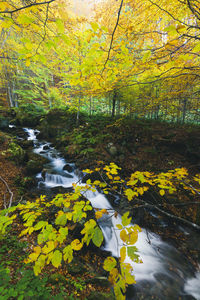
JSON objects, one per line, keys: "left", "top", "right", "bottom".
{"left": 101, "top": 0, "right": 124, "bottom": 74}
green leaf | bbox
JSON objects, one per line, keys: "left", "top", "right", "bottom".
{"left": 127, "top": 246, "right": 140, "bottom": 263}
{"left": 63, "top": 245, "right": 73, "bottom": 263}
{"left": 51, "top": 250, "right": 62, "bottom": 268}
{"left": 34, "top": 221, "right": 47, "bottom": 230}
{"left": 92, "top": 227, "right": 103, "bottom": 247}
{"left": 121, "top": 212, "right": 131, "bottom": 227}
{"left": 103, "top": 257, "right": 117, "bottom": 271}
{"left": 55, "top": 214, "right": 67, "bottom": 226}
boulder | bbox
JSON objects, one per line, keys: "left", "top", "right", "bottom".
{"left": 63, "top": 163, "right": 73, "bottom": 173}
{"left": 26, "top": 159, "right": 43, "bottom": 175}
{"left": 43, "top": 145, "right": 51, "bottom": 150}
{"left": 25, "top": 153, "right": 49, "bottom": 175}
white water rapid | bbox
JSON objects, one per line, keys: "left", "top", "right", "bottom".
{"left": 23, "top": 128, "right": 200, "bottom": 299}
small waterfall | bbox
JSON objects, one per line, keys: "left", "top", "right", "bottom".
{"left": 44, "top": 173, "right": 77, "bottom": 188}
{"left": 23, "top": 128, "right": 39, "bottom": 140}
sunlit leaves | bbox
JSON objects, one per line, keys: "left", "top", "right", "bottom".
{"left": 92, "top": 226, "right": 104, "bottom": 247}
{"left": 63, "top": 245, "right": 73, "bottom": 263}
{"left": 71, "top": 239, "right": 83, "bottom": 250}
{"left": 103, "top": 257, "right": 117, "bottom": 271}
{"left": 51, "top": 250, "right": 62, "bottom": 268}
{"left": 121, "top": 212, "right": 131, "bottom": 227}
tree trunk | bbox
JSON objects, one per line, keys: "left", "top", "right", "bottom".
{"left": 182, "top": 98, "right": 187, "bottom": 124}
{"left": 112, "top": 91, "right": 117, "bottom": 117}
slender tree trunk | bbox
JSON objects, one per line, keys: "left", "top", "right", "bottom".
{"left": 112, "top": 90, "right": 117, "bottom": 117}
{"left": 182, "top": 98, "right": 187, "bottom": 124}
{"left": 8, "top": 84, "right": 14, "bottom": 107}
{"left": 117, "top": 99, "right": 120, "bottom": 116}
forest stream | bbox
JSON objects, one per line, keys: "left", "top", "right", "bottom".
{"left": 22, "top": 127, "right": 200, "bottom": 300}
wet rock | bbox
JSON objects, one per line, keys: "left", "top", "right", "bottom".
{"left": 51, "top": 186, "right": 73, "bottom": 194}
{"left": 43, "top": 145, "right": 50, "bottom": 150}
{"left": 39, "top": 151, "right": 46, "bottom": 154}
{"left": 63, "top": 163, "right": 73, "bottom": 173}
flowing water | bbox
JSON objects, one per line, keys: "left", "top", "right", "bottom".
{"left": 23, "top": 128, "right": 200, "bottom": 299}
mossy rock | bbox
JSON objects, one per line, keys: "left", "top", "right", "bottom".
{"left": 25, "top": 153, "right": 49, "bottom": 175}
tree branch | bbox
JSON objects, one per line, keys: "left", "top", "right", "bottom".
{"left": 101, "top": 0, "right": 124, "bottom": 74}
{"left": 0, "top": 0, "right": 55, "bottom": 14}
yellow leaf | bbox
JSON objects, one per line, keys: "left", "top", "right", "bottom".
{"left": 120, "top": 229, "right": 128, "bottom": 243}
{"left": 120, "top": 246, "right": 126, "bottom": 262}
{"left": 159, "top": 189, "right": 165, "bottom": 196}
{"left": 71, "top": 239, "right": 83, "bottom": 250}
{"left": 128, "top": 231, "right": 138, "bottom": 245}
{"left": 42, "top": 241, "right": 55, "bottom": 254}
